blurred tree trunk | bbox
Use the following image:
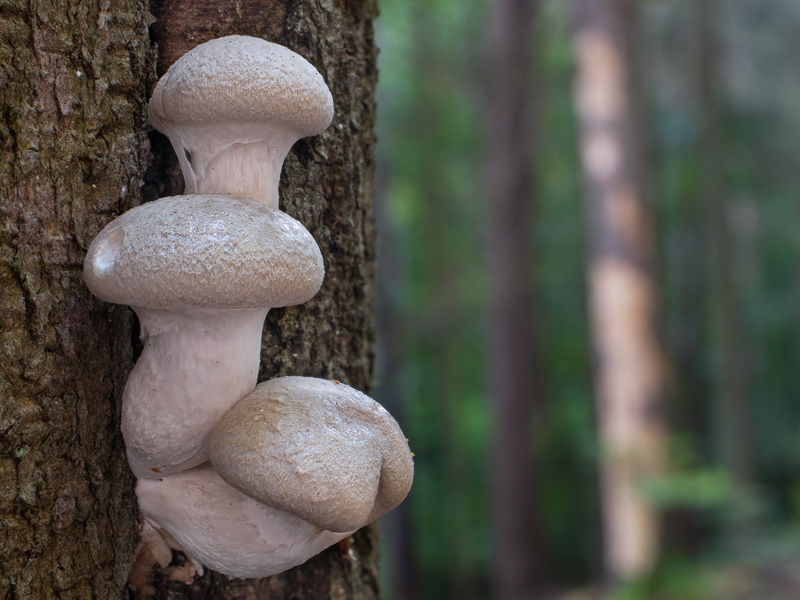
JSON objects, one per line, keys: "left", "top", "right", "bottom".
{"left": 1, "top": 0, "right": 380, "bottom": 598}
{"left": 404, "top": 4, "right": 487, "bottom": 598}
{"left": 374, "top": 165, "right": 421, "bottom": 600}
{"left": 695, "top": 0, "right": 753, "bottom": 487}
{"left": 486, "top": 0, "right": 550, "bottom": 598}
{"left": 572, "top": 0, "right": 669, "bottom": 583}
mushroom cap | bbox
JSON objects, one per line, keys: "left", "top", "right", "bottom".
{"left": 84, "top": 195, "right": 324, "bottom": 309}
{"left": 149, "top": 36, "right": 334, "bottom": 138}
{"left": 209, "top": 377, "right": 414, "bottom": 533}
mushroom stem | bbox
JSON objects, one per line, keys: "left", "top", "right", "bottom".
{"left": 136, "top": 463, "right": 350, "bottom": 579}
{"left": 164, "top": 122, "right": 300, "bottom": 209}
{"left": 123, "top": 307, "right": 267, "bottom": 479}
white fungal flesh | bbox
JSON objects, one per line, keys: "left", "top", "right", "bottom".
{"left": 123, "top": 307, "right": 267, "bottom": 479}
{"left": 137, "top": 463, "right": 351, "bottom": 579}
{"left": 90, "top": 227, "right": 125, "bottom": 274}
{"left": 161, "top": 121, "right": 301, "bottom": 209}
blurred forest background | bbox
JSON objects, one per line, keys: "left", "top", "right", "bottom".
{"left": 370, "top": 0, "right": 800, "bottom": 598}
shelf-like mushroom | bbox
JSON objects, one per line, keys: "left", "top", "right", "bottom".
{"left": 85, "top": 34, "right": 413, "bottom": 584}
{"left": 134, "top": 378, "right": 413, "bottom": 579}
{"left": 84, "top": 194, "right": 324, "bottom": 478}
{"left": 148, "top": 35, "right": 334, "bottom": 209}
{"left": 210, "top": 377, "right": 414, "bottom": 533}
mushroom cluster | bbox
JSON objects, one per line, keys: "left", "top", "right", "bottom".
{"left": 83, "top": 36, "right": 413, "bottom": 580}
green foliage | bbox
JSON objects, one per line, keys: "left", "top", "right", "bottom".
{"left": 644, "top": 467, "right": 736, "bottom": 513}
{"left": 376, "top": 0, "right": 492, "bottom": 596}
{"left": 607, "top": 558, "right": 712, "bottom": 600}
{"left": 376, "top": 0, "right": 800, "bottom": 597}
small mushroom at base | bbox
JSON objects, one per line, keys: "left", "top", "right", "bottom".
{"left": 83, "top": 195, "right": 324, "bottom": 478}
{"left": 209, "top": 376, "right": 414, "bottom": 533}
{"left": 129, "top": 518, "right": 203, "bottom": 597}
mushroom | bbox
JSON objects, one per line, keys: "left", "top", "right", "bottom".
{"left": 83, "top": 194, "right": 324, "bottom": 478}
{"left": 133, "top": 377, "right": 414, "bottom": 579}
{"left": 148, "top": 35, "right": 334, "bottom": 209}
{"left": 136, "top": 463, "right": 348, "bottom": 579}
{"left": 84, "top": 35, "right": 414, "bottom": 583}
{"left": 209, "top": 376, "right": 415, "bottom": 533}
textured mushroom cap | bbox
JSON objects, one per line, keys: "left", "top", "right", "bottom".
{"left": 149, "top": 36, "right": 334, "bottom": 137}
{"left": 209, "top": 377, "right": 414, "bottom": 533}
{"left": 84, "top": 195, "right": 324, "bottom": 309}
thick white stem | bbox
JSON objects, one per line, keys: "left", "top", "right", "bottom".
{"left": 195, "top": 140, "right": 280, "bottom": 207}
{"left": 136, "top": 463, "right": 350, "bottom": 579}
{"left": 123, "top": 307, "right": 268, "bottom": 479}
{"left": 165, "top": 122, "right": 300, "bottom": 210}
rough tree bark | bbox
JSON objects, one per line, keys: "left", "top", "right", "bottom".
{"left": 572, "top": 0, "right": 669, "bottom": 583}
{"left": 1, "top": 0, "right": 380, "bottom": 598}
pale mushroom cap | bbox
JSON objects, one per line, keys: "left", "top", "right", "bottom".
{"left": 84, "top": 195, "right": 324, "bottom": 309}
{"left": 209, "top": 376, "right": 414, "bottom": 533}
{"left": 149, "top": 35, "right": 334, "bottom": 137}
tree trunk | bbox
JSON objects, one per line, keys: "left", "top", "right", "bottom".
{"left": 374, "top": 166, "right": 420, "bottom": 600}
{"left": 485, "top": 0, "right": 550, "bottom": 598}
{"left": 1, "top": 0, "right": 380, "bottom": 598}
{"left": 695, "top": 0, "right": 753, "bottom": 488}
{"left": 572, "top": 0, "right": 669, "bottom": 582}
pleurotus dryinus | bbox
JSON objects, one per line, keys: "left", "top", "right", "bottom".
{"left": 84, "top": 194, "right": 324, "bottom": 478}
{"left": 135, "top": 378, "right": 413, "bottom": 579}
{"left": 84, "top": 34, "right": 413, "bottom": 583}
{"left": 148, "top": 35, "right": 334, "bottom": 209}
